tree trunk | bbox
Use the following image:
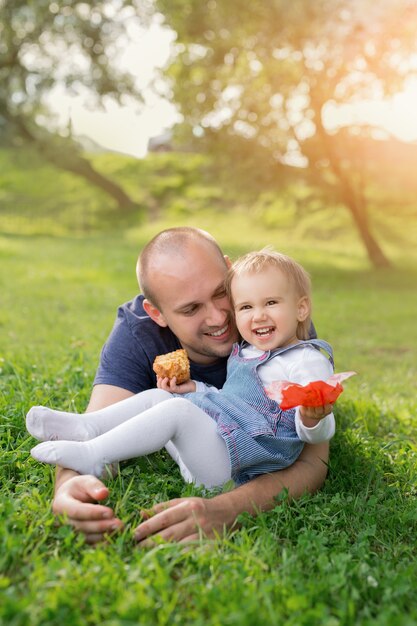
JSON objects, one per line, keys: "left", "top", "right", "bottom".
{"left": 310, "top": 104, "right": 392, "bottom": 269}
{"left": 326, "top": 153, "right": 391, "bottom": 268}
{"left": 8, "top": 111, "right": 137, "bottom": 211}
{"left": 339, "top": 180, "right": 391, "bottom": 268}
{"left": 46, "top": 149, "right": 136, "bottom": 211}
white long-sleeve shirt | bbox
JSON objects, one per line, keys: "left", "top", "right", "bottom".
{"left": 195, "top": 343, "right": 335, "bottom": 444}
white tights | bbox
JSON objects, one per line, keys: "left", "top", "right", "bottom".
{"left": 27, "top": 389, "right": 232, "bottom": 488}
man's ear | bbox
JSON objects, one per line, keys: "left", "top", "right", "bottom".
{"left": 143, "top": 299, "right": 168, "bottom": 328}
{"left": 297, "top": 296, "right": 311, "bottom": 322}
{"left": 224, "top": 255, "right": 232, "bottom": 269}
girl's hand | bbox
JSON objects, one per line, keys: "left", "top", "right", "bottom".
{"left": 156, "top": 376, "right": 196, "bottom": 394}
{"left": 299, "top": 403, "right": 333, "bottom": 428}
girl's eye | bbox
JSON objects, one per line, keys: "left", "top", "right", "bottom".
{"left": 239, "top": 305, "right": 251, "bottom": 311}
{"left": 266, "top": 300, "right": 277, "bottom": 306}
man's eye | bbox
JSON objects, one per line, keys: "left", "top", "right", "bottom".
{"left": 182, "top": 306, "right": 199, "bottom": 316}
{"left": 214, "top": 289, "right": 227, "bottom": 299}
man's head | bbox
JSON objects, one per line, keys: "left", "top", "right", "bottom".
{"left": 137, "top": 227, "right": 239, "bottom": 364}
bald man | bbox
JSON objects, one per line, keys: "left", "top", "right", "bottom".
{"left": 52, "top": 228, "right": 329, "bottom": 544}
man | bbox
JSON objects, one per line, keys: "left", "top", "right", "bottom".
{"left": 52, "top": 227, "right": 329, "bottom": 544}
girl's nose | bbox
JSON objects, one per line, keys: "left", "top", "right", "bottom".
{"left": 253, "top": 307, "right": 267, "bottom": 322}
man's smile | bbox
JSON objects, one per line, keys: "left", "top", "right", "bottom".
{"left": 204, "top": 323, "right": 230, "bottom": 339}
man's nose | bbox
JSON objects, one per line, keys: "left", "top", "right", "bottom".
{"left": 206, "top": 301, "right": 227, "bottom": 326}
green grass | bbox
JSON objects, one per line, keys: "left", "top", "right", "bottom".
{"left": 1, "top": 149, "right": 417, "bottom": 625}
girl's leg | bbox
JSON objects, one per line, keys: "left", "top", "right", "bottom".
{"left": 165, "top": 442, "right": 194, "bottom": 483}
{"left": 26, "top": 389, "right": 172, "bottom": 442}
{"left": 30, "top": 398, "right": 232, "bottom": 488}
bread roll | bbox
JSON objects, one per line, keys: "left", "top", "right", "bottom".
{"left": 153, "top": 349, "right": 190, "bottom": 384}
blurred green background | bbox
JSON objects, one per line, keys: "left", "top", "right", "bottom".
{"left": 1, "top": 2, "right": 417, "bottom": 624}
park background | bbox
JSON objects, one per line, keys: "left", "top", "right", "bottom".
{"left": 1, "top": 1, "right": 417, "bottom": 624}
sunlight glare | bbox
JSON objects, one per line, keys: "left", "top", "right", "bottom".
{"left": 323, "top": 79, "right": 417, "bottom": 142}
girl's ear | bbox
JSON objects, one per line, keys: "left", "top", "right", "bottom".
{"left": 297, "top": 296, "right": 310, "bottom": 322}
{"left": 224, "top": 255, "right": 232, "bottom": 269}
{"left": 143, "top": 299, "right": 168, "bottom": 328}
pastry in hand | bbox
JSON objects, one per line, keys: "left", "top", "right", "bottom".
{"left": 153, "top": 349, "right": 190, "bottom": 384}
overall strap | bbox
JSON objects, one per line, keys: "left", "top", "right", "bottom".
{"left": 269, "top": 339, "right": 335, "bottom": 368}
{"left": 304, "top": 338, "right": 334, "bottom": 368}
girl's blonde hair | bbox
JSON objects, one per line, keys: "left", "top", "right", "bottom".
{"left": 225, "top": 248, "right": 312, "bottom": 340}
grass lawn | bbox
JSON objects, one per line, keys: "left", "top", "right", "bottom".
{"left": 1, "top": 151, "right": 417, "bottom": 625}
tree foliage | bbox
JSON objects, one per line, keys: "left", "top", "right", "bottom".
{"left": 156, "top": 0, "right": 417, "bottom": 266}
{"left": 0, "top": 0, "right": 154, "bottom": 209}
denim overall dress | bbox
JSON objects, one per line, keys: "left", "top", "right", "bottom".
{"left": 186, "top": 339, "right": 334, "bottom": 485}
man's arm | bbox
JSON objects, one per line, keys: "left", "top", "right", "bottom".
{"left": 53, "top": 385, "right": 329, "bottom": 544}
{"left": 134, "top": 441, "right": 329, "bottom": 545}
{"left": 52, "top": 384, "right": 134, "bottom": 544}
{"left": 85, "top": 384, "right": 135, "bottom": 411}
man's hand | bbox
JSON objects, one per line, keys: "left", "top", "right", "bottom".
{"left": 133, "top": 441, "right": 329, "bottom": 546}
{"left": 299, "top": 403, "right": 334, "bottom": 428}
{"left": 52, "top": 474, "right": 124, "bottom": 544}
{"left": 156, "top": 376, "right": 196, "bottom": 394}
{"left": 133, "top": 497, "right": 236, "bottom": 546}
{"left": 49, "top": 384, "right": 131, "bottom": 543}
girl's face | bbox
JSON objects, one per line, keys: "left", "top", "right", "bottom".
{"left": 231, "top": 266, "right": 310, "bottom": 351}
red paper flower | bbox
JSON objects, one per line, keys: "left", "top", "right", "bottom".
{"left": 266, "top": 372, "right": 356, "bottom": 410}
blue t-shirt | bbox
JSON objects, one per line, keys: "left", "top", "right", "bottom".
{"left": 94, "top": 295, "right": 229, "bottom": 394}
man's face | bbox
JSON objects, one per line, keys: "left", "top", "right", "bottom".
{"left": 147, "top": 241, "right": 239, "bottom": 364}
